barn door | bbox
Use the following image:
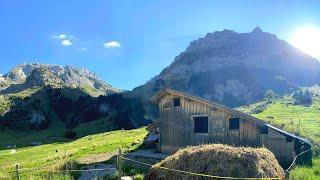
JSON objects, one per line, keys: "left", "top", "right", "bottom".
{"left": 262, "top": 136, "right": 287, "bottom": 161}
{"left": 209, "top": 117, "right": 226, "bottom": 143}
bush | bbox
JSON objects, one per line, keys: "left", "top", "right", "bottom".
{"left": 65, "top": 130, "right": 77, "bottom": 139}
{"left": 264, "top": 90, "right": 279, "bottom": 102}
{"left": 293, "top": 90, "right": 312, "bottom": 106}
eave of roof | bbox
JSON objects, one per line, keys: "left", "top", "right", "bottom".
{"left": 266, "top": 124, "right": 311, "bottom": 144}
{"left": 151, "top": 88, "right": 266, "bottom": 125}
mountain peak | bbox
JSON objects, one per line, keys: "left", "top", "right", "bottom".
{"left": 132, "top": 27, "right": 320, "bottom": 113}
{"left": 1, "top": 63, "right": 120, "bottom": 96}
{"left": 252, "top": 26, "right": 263, "bottom": 33}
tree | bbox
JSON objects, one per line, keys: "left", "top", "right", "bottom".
{"left": 264, "top": 90, "right": 279, "bottom": 102}
{"left": 293, "top": 90, "right": 312, "bottom": 106}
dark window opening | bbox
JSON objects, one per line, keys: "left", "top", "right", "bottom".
{"left": 286, "top": 136, "right": 293, "bottom": 142}
{"left": 259, "top": 125, "right": 268, "bottom": 134}
{"left": 210, "top": 106, "right": 218, "bottom": 111}
{"left": 194, "top": 116, "right": 208, "bottom": 133}
{"left": 229, "top": 118, "right": 240, "bottom": 130}
{"left": 173, "top": 98, "right": 180, "bottom": 107}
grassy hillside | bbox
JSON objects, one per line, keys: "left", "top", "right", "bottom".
{"left": 0, "top": 127, "right": 148, "bottom": 179}
{"left": 237, "top": 91, "right": 320, "bottom": 147}
{"left": 237, "top": 87, "right": 320, "bottom": 179}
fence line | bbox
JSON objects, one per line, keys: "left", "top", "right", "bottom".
{"left": 34, "top": 168, "right": 117, "bottom": 173}
{"left": 18, "top": 160, "right": 60, "bottom": 172}
{"left": 7, "top": 146, "right": 313, "bottom": 179}
{"left": 285, "top": 148, "right": 312, "bottom": 172}
{"left": 119, "top": 156, "right": 281, "bottom": 180}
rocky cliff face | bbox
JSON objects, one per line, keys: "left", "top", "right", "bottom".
{"left": 1, "top": 63, "right": 120, "bottom": 96}
{"left": 131, "top": 27, "right": 320, "bottom": 117}
{"left": 0, "top": 64, "right": 149, "bottom": 131}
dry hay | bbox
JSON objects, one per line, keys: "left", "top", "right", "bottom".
{"left": 145, "top": 144, "right": 285, "bottom": 180}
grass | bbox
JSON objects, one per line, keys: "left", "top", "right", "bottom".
{"left": 0, "top": 127, "right": 148, "bottom": 179}
{"left": 237, "top": 87, "right": 320, "bottom": 179}
{"left": 290, "top": 158, "right": 320, "bottom": 180}
{"left": 0, "top": 86, "right": 69, "bottom": 149}
{"left": 73, "top": 117, "right": 117, "bottom": 137}
{"left": 237, "top": 95, "right": 320, "bottom": 147}
{"left": 0, "top": 119, "right": 67, "bottom": 149}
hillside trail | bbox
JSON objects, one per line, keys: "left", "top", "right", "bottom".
{"left": 77, "top": 149, "right": 167, "bottom": 179}
{"left": 78, "top": 151, "right": 117, "bottom": 179}
{"left": 78, "top": 151, "right": 117, "bottom": 164}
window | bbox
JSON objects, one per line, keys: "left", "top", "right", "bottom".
{"left": 286, "top": 136, "right": 293, "bottom": 142}
{"left": 210, "top": 106, "right": 218, "bottom": 111}
{"left": 229, "top": 118, "right": 239, "bottom": 130}
{"left": 194, "top": 116, "right": 208, "bottom": 133}
{"left": 259, "top": 125, "right": 268, "bottom": 134}
{"left": 173, "top": 98, "right": 180, "bottom": 107}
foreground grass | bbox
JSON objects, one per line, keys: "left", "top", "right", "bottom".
{"left": 290, "top": 158, "right": 320, "bottom": 180}
{"left": 0, "top": 127, "right": 148, "bottom": 179}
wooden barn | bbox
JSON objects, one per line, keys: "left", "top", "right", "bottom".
{"left": 150, "top": 89, "right": 312, "bottom": 167}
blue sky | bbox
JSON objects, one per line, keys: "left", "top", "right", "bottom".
{"left": 0, "top": 0, "right": 319, "bottom": 90}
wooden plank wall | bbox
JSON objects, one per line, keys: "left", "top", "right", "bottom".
{"left": 158, "top": 93, "right": 294, "bottom": 162}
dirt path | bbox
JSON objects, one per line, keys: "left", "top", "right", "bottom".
{"left": 127, "top": 149, "right": 168, "bottom": 160}
{"left": 77, "top": 149, "right": 167, "bottom": 179}
{"left": 78, "top": 151, "right": 117, "bottom": 164}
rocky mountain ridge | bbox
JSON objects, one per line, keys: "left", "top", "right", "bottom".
{"left": 0, "top": 63, "right": 149, "bottom": 133}
{"left": 131, "top": 27, "right": 320, "bottom": 118}
{"left": 0, "top": 63, "right": 120, "bottom": 96}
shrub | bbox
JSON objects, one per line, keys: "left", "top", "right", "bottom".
{"left": 65, "top": 130, "right": 77, "bottom": 139}
{"left": 264, "top": 90, "right": 279, "bottom": 102}
{"left": 293, "top": 90, "right": 312, "bottom": 106}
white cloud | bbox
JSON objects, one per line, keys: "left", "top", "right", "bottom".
{"left": 104, "top": 41, "right": 121, "bottom": 48}
{"left": 52, "top": 33, "right": 75, "bottom": 47}
{"left": 52, "top": 34, "right": 67, "bottom": 39}
{"left": 62, "top": 40, "right": 72, "bottom": 46}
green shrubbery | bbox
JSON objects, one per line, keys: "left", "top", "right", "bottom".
{"left": 293, "top": 90, "right": 313, "bottom": 106}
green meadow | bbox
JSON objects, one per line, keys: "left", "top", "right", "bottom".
{"left": 0, "top": 128, "right": 148, "bottom": 179}
{"left": 238, "top": 88, "right": 320, "bottom": 179}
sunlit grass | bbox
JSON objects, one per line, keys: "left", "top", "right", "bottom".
{"left": 290, "top": 158, "right": 320, "bottom": 180}
{"left": 0, "top": 127, "right": 148, "bottom": 179}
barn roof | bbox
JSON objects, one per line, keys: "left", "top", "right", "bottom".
{"left": 151, "top": 88, "right": 311, "bottom": 145}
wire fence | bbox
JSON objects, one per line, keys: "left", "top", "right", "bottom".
{"left": 285, "top": 148, "right": 312, "bottom": 172}
{"left": 119, "top": 156, "right": 281, "bottom": 180}
{"left": 8, "top": 147, "right": 313, "bottom": 180}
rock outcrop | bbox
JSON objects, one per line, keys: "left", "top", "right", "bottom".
{"left": 1, "top": 63, "right": 120, "bottom": 96}
{"left": 130, "top": 27, "right": 320, "bottom": 118}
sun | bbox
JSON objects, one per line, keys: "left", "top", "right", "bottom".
{"left": 290, "top": 26, "right": 320, "bottom": 60}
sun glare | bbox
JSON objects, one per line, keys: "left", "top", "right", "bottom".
{"left": 290, "top": 26, "right": 320, "bottom": 60}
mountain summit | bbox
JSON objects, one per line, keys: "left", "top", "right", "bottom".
{"left": 1, "top": 63, "right": 119, "bottom": 95}
{"left": 0, "top": 63, "right": 148, "bottom": 132}
{"left": 131, "top": 28, "right": 320, "bottom": 117}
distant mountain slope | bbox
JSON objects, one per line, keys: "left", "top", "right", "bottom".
{"left": 0, "top": 63, "right": 120, "bottom": 96}
{"left": 0, "top": 63, "right": 149, "bottom": 135}
{"left": 237, "top": 86, "right": 320, "bottom": 148}
{"left": 130, "top": 27, "right": 320, "bottom": 118}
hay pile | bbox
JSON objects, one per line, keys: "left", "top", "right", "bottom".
{"left": 145, "top": 144, "right": 285, "bottom": 180}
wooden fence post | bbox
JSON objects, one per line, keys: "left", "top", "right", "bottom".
{"left": 15, "top": 164, "right": 20, "bottom": 180}
{"left": 117, "top": 148, "right": 123, "bottom": 179}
